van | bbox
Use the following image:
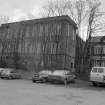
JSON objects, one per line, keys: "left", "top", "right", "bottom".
{"left": 90, "top": 67, "right": 105, "bottom": 86}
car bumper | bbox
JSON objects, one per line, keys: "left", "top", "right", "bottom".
{"left": 48, "top": 76, "right": 65, "bottom": 82}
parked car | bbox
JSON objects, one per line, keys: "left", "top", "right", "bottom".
{"left": 0, "top": 68, "right": 6, "bottom": 77}
{"left": 90, "top": 66, "right": 105, "bottom": 86}
{"left": 48, "top": 70, "right": 76, "bottom": 84}
{"left": 32, "top": 70, "right": 52, "bottom": 83}
{"left": 1, "top": 68, "right": 21, "bottom": 79}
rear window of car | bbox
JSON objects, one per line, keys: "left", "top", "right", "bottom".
{"left": 97, "top": 68, "right": 104, "bottom": 73}
{"left": 92, "top": 68, "right": 97, "bottom": 72}
{"left": 92, "top": 68, "right": 104, "bottom": 73}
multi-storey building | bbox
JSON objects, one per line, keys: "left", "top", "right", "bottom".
{"left": 0, "top": 15, "right": 77, "bottom": 71}
{"left": 89, "top": 36, "right": 105, "bottom": 68}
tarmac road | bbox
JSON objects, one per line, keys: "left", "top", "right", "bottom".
{"left": 0, "top": 79, "right": 105, "bottom": 105}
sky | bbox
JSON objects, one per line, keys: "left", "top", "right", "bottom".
{"left": 0, "top": 0, "right": 48, "bottom": 22}
{"left": 0, "top": 0, "right": 105, "bottom": 22}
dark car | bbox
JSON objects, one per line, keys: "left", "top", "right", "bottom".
{"left": 48, "top": 70, "right": 76, "bottom": 84}
{"left": 1, "top": 69, "right": 21, "bottom": 79}
{"left": 32, "top": 70, "right": 52, "bottom": 83}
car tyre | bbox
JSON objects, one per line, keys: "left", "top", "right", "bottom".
{"left": 92, "top": 82, "right": 97, "bottom": 86}
{"left": 42, "top": 78, "right": 47, "bottom": 83}
{"left": 71, "top": 80, "right": 75, "bottom": 83}
{"left": 32, "top": 80, "right": 36, "bottom": 83}
{"left": 1, "top": 77, "right": 4, "bottom": 79}
{"left": 7, "top": 76, "right": 12, "bottom": 79}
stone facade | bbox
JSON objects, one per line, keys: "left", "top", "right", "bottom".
{"left": 0, "top": 15, "right": 77, "bottom": 71}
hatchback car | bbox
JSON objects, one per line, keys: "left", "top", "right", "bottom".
{"left": 1, "top": 69, "right": 21, "bottom": 79}
{"left": 32, "top": 70, "right": 52, "bottom": 83}
{"left": 48, "top": 70, "right": 76, "bottom": 84}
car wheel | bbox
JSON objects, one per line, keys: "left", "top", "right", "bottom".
{"left": 92, "top": 82, "right": 97, "bottom": 86}
{"left": 71, "top": 80, "right": 75, "bottom": 83}
{"left": 42, "top": 78, "right": 47, "bottom": 83}
{"left": 50, "top": 80, "right": 54, "bottom": 84}
{"left": 1, "top": 77, "right": 4, "bottom": 79}
{"left": 32, "top": 80, "right": 36, "bottom": 83}
{"left": 8, "top": 76, "right": 12, "bottom": 79}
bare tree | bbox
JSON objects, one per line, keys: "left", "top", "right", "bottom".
{"left": 40, "top": 0, "right": 103, "bottom": 42}
{"left": 40, "top": 0, "right": 104, "bottom": 73}
{"left": 83, "top": 0, "right": 102, "bottom": 67}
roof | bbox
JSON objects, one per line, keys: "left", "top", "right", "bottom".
{"left": 1, "top": 15, "right": 77, "bottom": 28}
{"left": 90, "top": 36, "right": 104, "bottom": 42}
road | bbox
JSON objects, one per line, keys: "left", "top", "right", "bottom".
{"left": 0, "top": 79, "right": 105, "bottom": 105}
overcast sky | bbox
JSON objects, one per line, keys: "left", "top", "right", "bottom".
{"left": 0, "top": 0, "right": 48, "bottom": 22}
{"left": 0, "top": 0, "right": 105, "bottom": 22}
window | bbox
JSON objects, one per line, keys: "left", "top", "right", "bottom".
{"left": 57, "top": 23, "right": 61, "bottom": 35}
{"left": 32, "top": 26, "right": 35, "bottom": 37}
{"left": 73, "top": 28, "right": 75, "bottom": 40}
{"left": 29, "top": 43, "right": 33, "bottom": 53}
{"left": 36, "top": 43, "right": 41, "bottom": 54}
{"left": 25, "top": 27, "right": 30, "bottom": 37}
{"left": 45, "top": 24, "right": 48, "bottom": 36}
{"left": 7, "top": 28, "right": 11, "bottom": 38}
{"left": 92, "top": 67, "right": 104, "bottom": 73}
{"left": 98, "top": 68, "right": 104, "bottom": 73}
{"left": 67, "top": 24, "right": 70, "bottom": 36}
{"left": 24, "top": 41, "right": 29, "bottom": 53}
{"left": 0, "top": 43, "right": 2, "bottom": 53}
{"left": 103, "top": 46, "right": 105, "bottom": 54}
{"left": 50, "top": 43, "right": 53, "bottom": 54}
{"left": 71, "top": 62, "right": 73, "bottom": 68}
{"left": 18, "top": 43, "right": 21, "bottom": 54}
{"left": 94, "top": 46, "right": 101, "bottom": 54}
{"left": 93, "top": 60, "right": 99, "bottom": 66}
{"left": 92, "top": 68, "right": 97, "bottom": 72}
{"left": 39, "top": 25, "right": 43, "bottom": 36}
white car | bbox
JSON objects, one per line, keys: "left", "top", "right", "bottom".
{"left": 90, "top": 67, "right": 105, "bottom": 86}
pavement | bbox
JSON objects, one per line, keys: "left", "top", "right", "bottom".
{"left": 0, "top": 79, "right": 105, "bottom": 105}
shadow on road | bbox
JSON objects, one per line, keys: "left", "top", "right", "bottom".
{"left": 43, "top": 79, "right": 105, "bottom": 91}
{"left": 66, "top": 79, "right": 105, "bottom": 91}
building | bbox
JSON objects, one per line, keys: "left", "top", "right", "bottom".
{"left": 0, "top": 15, "right": 77, "bottom": 71}
{"left": 89, "top": 36, "right": 105, "bottom": 68}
